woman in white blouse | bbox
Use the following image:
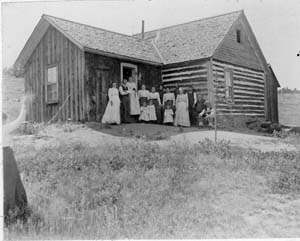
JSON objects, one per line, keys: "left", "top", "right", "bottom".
{"left": 138, "top": 84, "right": 149, "bottom": 107}
{"left": 148, "top": 86, "right": 161, "bottom": 123}
{"left": 162, "top": 87, "right": 176, "bottom": 110}
{"left": 102, "top": 82, "right": 121, "bottom": 124}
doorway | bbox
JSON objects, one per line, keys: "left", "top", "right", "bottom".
{"left": 120, "top": 63, "right": 138, "bottom": 84}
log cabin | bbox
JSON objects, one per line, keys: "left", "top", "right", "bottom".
{"left": 14, "top": 10, "right": 280, "bottom": 126}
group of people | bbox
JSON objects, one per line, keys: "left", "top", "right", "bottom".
{"left": 101, "top": 78, "right": 215, "bottom": 127}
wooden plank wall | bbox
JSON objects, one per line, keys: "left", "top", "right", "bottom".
{"left": 212, "top": 60, "right": 265, "bottom": 117}
{"left": 24, "top": 25, "right": 85, "bottom": 122}
{"left": 162, "top": 60, "right": 208, "bottom": 97}
{"left": 213, "top": 18, "right": 264, "bottom": 71}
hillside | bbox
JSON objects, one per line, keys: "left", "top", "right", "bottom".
{"left": 2, "top": 74, "right": 24, "bottom": 121}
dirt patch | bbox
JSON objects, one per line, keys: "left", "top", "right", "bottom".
{"left": 11, "top": 123, "right": 298, "bottom": 153}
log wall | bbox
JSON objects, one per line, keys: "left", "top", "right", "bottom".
{"left": 212, "top": 60, "right": 265, "bottom": 117}
{"left": 162, "top": 60, "right": 208, "bottom": 97}
{"left": 24, "top": 25, "right": 85, "bottom": 122}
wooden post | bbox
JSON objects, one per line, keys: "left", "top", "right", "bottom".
{"left": 214, "top": 68, "right": 218, "bottom": 143}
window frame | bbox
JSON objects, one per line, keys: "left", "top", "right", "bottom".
{"left": 224, "top": 67, "right": 234, "bottom": 102}
{"left": 45, "top": 64, "right": 59, "bottom": 104}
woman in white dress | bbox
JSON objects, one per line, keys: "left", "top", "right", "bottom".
{"left": 174, "top": 87, "right": 190, "bottom": 127}
{"left": 127, "top": 76, "right": 140, "bottom": 116}
{"left": 101, "top": 82, "right": 121, "bottom": 124}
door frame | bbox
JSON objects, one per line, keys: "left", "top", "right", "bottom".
{"left": 120, "top": 62, "right": 138, "bottom": 84}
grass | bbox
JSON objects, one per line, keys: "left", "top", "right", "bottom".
{"left": 5, "top": 136, "right": 300, "bottom": 239}
{"left": 278, "top": 93, "right": 300, "bottom": 127}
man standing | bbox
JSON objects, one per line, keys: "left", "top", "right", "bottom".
{"left": 187, "top": 86, "right": 196, "bottom": 126}
{"left": 119, "top": 79, "right": 130, "bottom": 123}
{"left": 158, "top": 85, "right": 164, "bottom": 124}
{"left": 194, "top": 94, "right": 206, "bottom": 127}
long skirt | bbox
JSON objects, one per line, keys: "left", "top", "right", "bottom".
{"left": 149, "top": 99, "right": 161, "bottom": 123}
{"left": 120, "top": 95, "right": 130, "bottom": 123}
{"left": 129, "top": 92, "right": 140, "bottom": 115}
{"left": 139, "top": 97, "right": 148, "bottom": 107}
{"left": 3, "top": 146, "right": 28, "bottom": 225}
{"left": 174, "top": 102, "right": 190, "bottom": 127}
{"left": 101, "top": 98, "right": 121, "bottom": 124}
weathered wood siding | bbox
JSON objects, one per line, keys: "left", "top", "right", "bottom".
{"left": 24, "top": 25, "right": 85, "bottom": 122}
{"left": 213, "top": 18, "right": 263, "bottom": 71}
{"left": 162, "top": 60, "right": 208, "bottom": 97}
{"left": 266, "top": 72, "right": 279, "bottom": 122}
{"left": 84, "top": 52, "right": 162, "bottom": 120}
{"left": 212, "top": 60, "right": 265, "bottom": 117}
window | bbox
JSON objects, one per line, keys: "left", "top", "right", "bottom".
{"left": 46, "top": 66, "right": 58, "bottom": 103}
{"left": 236, "top": 29, "right": 241, "bottom": 43}
{"left": 224, "top": 68, "right": 234, "bottom": 100}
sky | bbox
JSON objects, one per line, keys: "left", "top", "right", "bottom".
{"left": 1, "top": 0, "right": 300, "bottom": 89}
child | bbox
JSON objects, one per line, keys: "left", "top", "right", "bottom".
{"left": 139, "top": 101, "right": 149, "bottom": 122}
{"left": 147, "top": 99, "right": 157, "bottom": 122}
{"left": 163, "top": 104, "right": 174, "bottom": 125}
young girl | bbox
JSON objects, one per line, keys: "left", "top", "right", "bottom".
{"left": 163, "top": 104, "right": 174, "bottom": 125}
{"left": 139, "top": 101, "right": 149, "bottom": 122}
{"left": 147, "top": 99, "right": 157, "bottom": 122}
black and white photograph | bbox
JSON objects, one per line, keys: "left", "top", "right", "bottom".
{"left": 1, "top": 0, "right": 300, "bottom": 239}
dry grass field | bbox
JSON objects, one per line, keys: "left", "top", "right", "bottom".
{"left": 2, "top": 74, "right": 300, "bottom": 239}
{"left": 4, "top": 124, "right": 300, "bottom": 239}
{"left": 278, "top": 93, "right": 300, "bottom": 127}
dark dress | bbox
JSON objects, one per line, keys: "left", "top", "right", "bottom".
{"left": 149, "top": 92, "right": 161, "bottom": 123}
{"left": 119, "top": 84, "right": 130, "bottom": 123}
{"left": 3, "top": 146, "right": 28, "bottom": 225}
{"left": 139, "top": 97, "right": 148, "bottom": 106}
{"left": 194, "top": 98, "right": 206, "bottom": 124}
{"left": 187, "top": 92, "right": 195, "bottom": 125}
{"left": 158, "top": 90, "right": 164, "bottom": 123}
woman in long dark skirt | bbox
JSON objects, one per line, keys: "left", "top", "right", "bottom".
{"left": 148, "top": 86, "right": 162, "bottom": 124}
{"left": 138, "top": 84, "right": 149, "bottom": 107}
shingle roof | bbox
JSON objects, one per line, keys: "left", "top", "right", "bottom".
{"left": 44, "top": 15, "right": 163, "bottom": 64}
{"left": 16, "top": 11, "right": 242, "bottom": 68}
{"left": 134, "top": 11, "right": 242, "bottom": 64}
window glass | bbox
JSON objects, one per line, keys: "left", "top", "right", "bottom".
{"left": 47, "top": 66, "right": 58, "bottom": 102}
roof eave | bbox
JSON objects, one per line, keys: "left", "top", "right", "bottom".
{"left": 83, "top": 47, "right": 163, "bottom": 66}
